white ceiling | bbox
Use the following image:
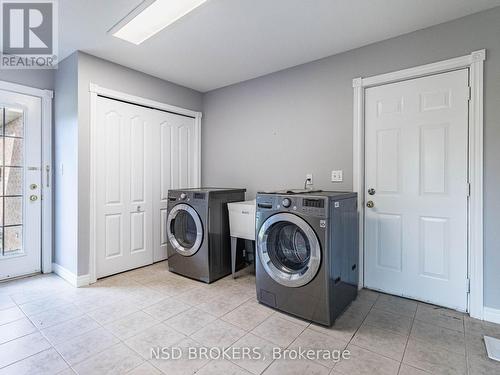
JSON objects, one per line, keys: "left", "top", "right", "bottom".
{"left": 59, "top": 0, "right": 500, "bottom": 92}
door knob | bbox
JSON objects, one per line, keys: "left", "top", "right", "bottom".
{"left": 29, "top": 195, "right": 38, "bottom": 202}
{"left": 366, "top": 200, "right": 374, "bottom": 208}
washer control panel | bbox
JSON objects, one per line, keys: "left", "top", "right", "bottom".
{"left": 256, "top": 195, "right": 327, "bottom": 218}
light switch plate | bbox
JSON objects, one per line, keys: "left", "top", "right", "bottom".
{"left": 331, "top": 170, "right": 343, "bottom": 182}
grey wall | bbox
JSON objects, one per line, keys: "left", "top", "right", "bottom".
{"left": 202, "top": 7, "right": 500, "bottom": 309}
{"left": 54, "top": 52, "right": 79, "bottom": 274}
{"left": 0, "top": 69, "right": 54, "bottom": 90}
{"left": 76, "top": 52, "right": 203, "bottom": 275}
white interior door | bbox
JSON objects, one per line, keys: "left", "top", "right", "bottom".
{"left": 96, "top": 97, "right": 154, "bottom": 278}
{"left": 364, "top": 69, "right": 469, "bottom": 311}
{"left": 95, "top": 96, "right": 198, "bottom": 277}
{"left": 152, "top": 111, "right": 197, "bottom": 262}
{"left": 0, "top": 91, "right": 42, "bottom": 280}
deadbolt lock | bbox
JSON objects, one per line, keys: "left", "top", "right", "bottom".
{"left": 366, "top": 200, "right": 374, "bottom": 208}
{"left": 368, "top": 188, "right": 376, "bottom": 195}
{"left": 30, "top": 184, "right": 38, "bottom": 190}
{"left": 29, "top": 195, "right": 38, "bottom": 202}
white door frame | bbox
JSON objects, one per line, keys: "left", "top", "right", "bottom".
{"left": 0, "top": 80, "right": 53, "bottom": 275}
{"left": 353, "top": 50, "right": 485, "bottom": 319}
{"left": 88, "top": 83, "right": 202, "bottom": 284}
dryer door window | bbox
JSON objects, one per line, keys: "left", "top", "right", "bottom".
{"left": 167, "top": 204, "right": 203, "bottom": 256}
{"left": 258, "top": 213, "right": 321, "bottom": 287}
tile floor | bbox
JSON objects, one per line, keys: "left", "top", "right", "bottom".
{"left": 0, "top": 262, "right": 499, "bottom": 374}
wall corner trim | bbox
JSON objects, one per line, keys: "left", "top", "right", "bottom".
{"left": 484, "top": 307, "right": 500, "bottom": 325}
{"left": 471, "top": 49, "right": 486, "bottom": 62}
{"left": 52, "top": 263, "right": 90, "bottom": 287}
{"left": 352, "top": 78, "right": 363, "bottom": 88}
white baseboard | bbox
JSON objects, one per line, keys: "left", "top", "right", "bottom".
{"left": 484, "top": 307, "right": 500, "bottom": 325}
{"left": 52, "top": 263, "right": 90, "bottom": 287}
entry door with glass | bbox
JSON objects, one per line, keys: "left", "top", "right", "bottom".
{"left": 0, "top": 91, "right": 42, "bottom": 280}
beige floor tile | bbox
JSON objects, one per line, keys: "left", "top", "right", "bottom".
{"left": 143, "top": 297, "right": 191, "bottom": 321}
{"left": 197, "top": 360, "right": 252, "bottom": 375}
{"left": 150, "top": 337, "right": 209, "bottom": 375}
{"left": 0, "top": 318, "right": 36, "bottom": 345}
{"left": 0, "top": 348, "right": 68, "bottom": 375}
{"left": 343, "top": 299, "right": 373, "bottom": 318}
{"left": 222, "top": 300, "right": 274, "bottom": 331}
{"left": 410, "top": 319, "right": 465, "bottom": 355}
{"left": 263, "top": 358, "right": 330, "bottom": 375}
{"left": 165, "top": 307, "right": 217, "bottom": 336}
{"left": 191, "top": 319, "right": 246, "bottom": 348}
{"left": 72, "top": 343, "right": 144, "bottom": 375}
{"left": 373, "top": 294, "right": 418, "bottom": 317}
{"left": 309, "top": 312, "right": 364, "bottom": 342}
{"left": 175, "top": 287, "right": 223, "bottom": 306}
{"left": 363, "top": 309, "right": 413, "bottom": 336}
{"left": 125, "top": 288, "right": 169, "bottom": 309}
{"left": 124, "top": 323, "right": 186, "bottom": 359}
{"left": 126, "top": 361, "right": 162, "bottom": 374}
{"left": 197, "top": 294, "right": 250, "bottom": 317}
{"left": 351, "top": 323, "right": 408, "bottom": 361}
{"left": 9, "top": 290, "right": 53, "bottom": 305}
{"left": 356, "top": 289, "right": 380, "bottom": 304}
{"left": 19, "top": 295, "right": 73, "bottom": 316}
{"left": 55, "top": 368, "right": 77, "bottom": 375}
{"left": 251, "top": 315, "right": 305, "bottom": 347}
{"left": 398, "top": 364, "right": 431, "bottom": 375}
{"left": 5, "top": 262, "right": 500, "bottom": 375}
{"left": 40, "top": 315, "right": 100, "bottom": 345}
{"left": 86, "top": 299, "right": 139, "bottom": 325}
{"left": 414, "top": 304, "right": 464, "bottom": 332}
{"left": 464, "top": 315, "right": 500, "bottom": 336}
{"left": 403, "top": 338, "right": 466, "bottom": 375}
{"left": 465, "top": 329, "right": 496, "bottom": 358}
{"left": 334, "top": 344, "right": 400, "bottom": 375}
{"left": 272, "top": 310, "right": 310, "bottom": 327}
{"left": 28, "top": 304, "right": 84, "bottom": 329}
{"left": 145, "top": 279, "right": 198, "bottom": 297}
{"left": 0, "top": 306, "right": 25, "bottom": 326}
{"left": 467, "top": 352, "right": 500, "bottom": 375}
{"left": 231, "top": 333, "right": 277, "bottom": 375}
{"left": 104, "top": 311, "right": 160, "bottom": 340}
{"left": 288, "top": 327, "right": 347, "bottom": 368}
{"left": 0, "top": 332, "right": 51, "bottom": 368}
{"left": 0, "top": 295, "right": 15, "bottom": 311}
{"left": 69, "top": 292, "right": 124, "bottom": 312}
{"left": 54, "top": 327, "right": 120, "bottom": 366}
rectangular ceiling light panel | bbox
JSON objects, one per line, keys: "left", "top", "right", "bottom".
{"left": 112, "top": 0, "right": 208, "bottom": 45}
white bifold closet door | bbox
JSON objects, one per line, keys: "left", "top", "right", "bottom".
{"left": 95, "top": 96, "right": 197, "bottom": 278}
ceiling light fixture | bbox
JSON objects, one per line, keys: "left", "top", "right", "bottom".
{"left": 110, "top": 0, "right": 208, "bottom": 45}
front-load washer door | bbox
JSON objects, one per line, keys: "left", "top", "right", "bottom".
{"left": 167, "top": 204, "right": 204, "bottom": 256}
{"left": 258, "top": 213, "right": 321, "bottom": 288}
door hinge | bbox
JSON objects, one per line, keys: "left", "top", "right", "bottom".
{"left": 467, "top": 182, "right": 471, "bottom": 197}
{"left": 466, "top": 278, "right": 471, "bottom": 293}
{"left": 468, "top": 86, "right": 472, "bottom": 101}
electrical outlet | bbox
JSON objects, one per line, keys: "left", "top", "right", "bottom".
{"left": 306, "top": 173, "right": 313, "bottom": 185}
{"left": 331, "top": 170, "right": 343, "bottom": 182}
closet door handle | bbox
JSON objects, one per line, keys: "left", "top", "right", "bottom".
{"left": 45, "top": 165, "right": 50, "bottom": 188}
